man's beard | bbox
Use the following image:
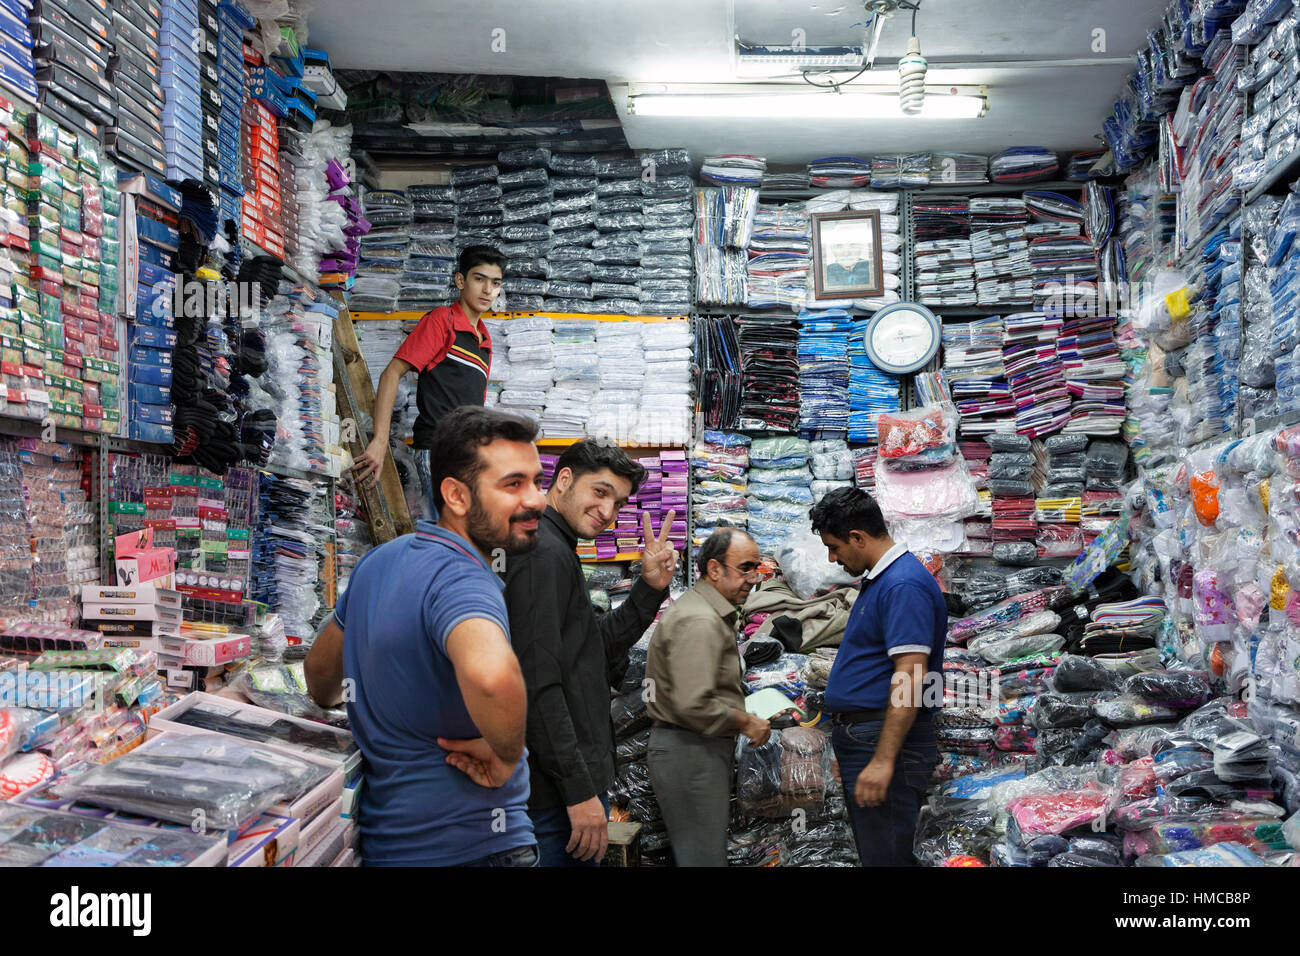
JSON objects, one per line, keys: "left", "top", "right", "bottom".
{"left": 466, "top": 493, "right": 543, "bottom": 556}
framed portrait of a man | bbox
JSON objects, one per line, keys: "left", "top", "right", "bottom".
{"left": 810, "top": 210, "right": 884, "bottom": 300}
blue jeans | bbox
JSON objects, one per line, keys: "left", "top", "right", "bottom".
{"left": 831, "top": 715, "right": 938, "bottom": 867}
{"left": 531, "top": 794, "right": 611, "bottom": 868}
{"left": 412, "top": 448, "right": 439, "bottom": 521}
{"left": 463, "top": 843, "right": 540, "bottom": 867}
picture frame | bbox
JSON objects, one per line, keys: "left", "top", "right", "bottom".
{"left": 810, "top": 209, "right": 885, "bottom": 300}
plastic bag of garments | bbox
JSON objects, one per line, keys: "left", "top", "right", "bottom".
{"left": 992, "top": 542, "right": 1037, "bottom": 566}
{"left": 1093, "top": 695, "right": 1183, "bottom": 727}
{"left": 502, "top": 187, "right": 555, "bottom": 211}
{"left": 1123, "top": 670, "right": 1211, "bottom": 709}
{"left": 611, "top": 686, "right": 651, "bottom": 739}
{"left": 597, "top": 179, "right": 641, "bottom": 198}
{"left": 595, "top": 193, "right": 642, "bottom": 212}
{"left": 1051, "top": 654, "right": 1124, "bottom": 692}
{"left": 1085, "top": 439, "right": 1128, "bottom": 488}
{"left": 609, "top": 760, "right": 654, "bottom": 803}
{"left": 551, "top": 210, "right": 600, "bottom": 232}
{"left": 641, "top": 175, "right": 694, "bottom": 199}
{"left": 503, "top": 202, "right": 552, "bottom": 225}
{"left": 552, "top": 191, "right": 597, "bottom": 213}
{"left": 498, "top": 167, "right": 549, "bottom": 190}
{"left": 453, "top": 181, "right": 501, "bottom": 204}
{"left": 1030, "top": 692, "right": 1114, "bottom": 729}
{"left": 498, "top": 147, "right": 550, "bottom": 169}
{"left": 775, "top": 525, "right": 857, "bottom": 598}
{"left": 450, "top": 164, "right": 498, "bottom": 186}
{"left": 736, "top": 727, "right": 832, "bottom": 817}
{"left": 914, "top": 804, "right": 1000, "bottom": 865}
{"left": 510, "top": 257, "right": 551, "bottom": 278}
{"left": 548, "top": 259, "right": 595, "bottom": 282}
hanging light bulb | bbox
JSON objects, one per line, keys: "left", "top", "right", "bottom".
{"left": 898, "top": 35, "right": 927, "bottom": 115}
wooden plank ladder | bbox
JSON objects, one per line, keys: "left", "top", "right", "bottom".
{"left": 330, "top": 297, "right": 414, "bottom": 543}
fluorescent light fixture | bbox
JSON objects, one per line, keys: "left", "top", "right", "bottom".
{"left": 628, "top": 86, "right": 987, "bottom": 119}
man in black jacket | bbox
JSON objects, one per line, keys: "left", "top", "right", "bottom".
{"left": 500, "top": 440, "right": 677, "bottom": 866}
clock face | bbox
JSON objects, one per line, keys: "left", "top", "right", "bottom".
{"left": 867, "top": 304, "right": 939, "bottom": 373}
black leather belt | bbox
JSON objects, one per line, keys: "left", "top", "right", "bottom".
{"left": 652, "top": 719, "right": 685, "bottom": 731}
{"left": 828, "top": 708, "right": 888, "bottom": 726}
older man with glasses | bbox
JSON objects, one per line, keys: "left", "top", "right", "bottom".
{"left": 645, "top": 526, "right": 771, "bottom": 867}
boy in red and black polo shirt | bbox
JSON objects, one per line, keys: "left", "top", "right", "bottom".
{"left": 354, "top": 245, "right": 506, "bottom": 518}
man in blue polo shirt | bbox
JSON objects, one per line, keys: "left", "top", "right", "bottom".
{"left": 809, "top": 487, "right": 946, "bottom": 866}
{"left": 306, "top": 406, "right": 547, "bottom": 866}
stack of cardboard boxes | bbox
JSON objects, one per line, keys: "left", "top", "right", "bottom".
{"left": 214, "top": 0, "right": 249, "bottom": 226}
{"left": 121, "top": 170, "right": 177, "bottom": 442}
{"left": 106, "top": 0, "right": 167, "bottom": 175}
{"left": 240, "top": 46, "right": 281, "bottom": 257}
{"left": 158, "top": 0, "right": 199, "bottom": 180}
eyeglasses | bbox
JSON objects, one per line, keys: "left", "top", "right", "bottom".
{"left": 723, "top": 563, "right": 762, "bottom": 580}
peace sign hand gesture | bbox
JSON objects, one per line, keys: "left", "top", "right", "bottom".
{"left": 639, "top": 509, "right": 678, "bottom": 591}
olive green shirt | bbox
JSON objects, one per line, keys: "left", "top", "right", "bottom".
{"left": 645, "top": 580, "right": 745, "bottom": 736}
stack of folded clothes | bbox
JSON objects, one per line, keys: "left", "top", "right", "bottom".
{"left": 796, "top": 309, "right": 853, "bottom": 439}
{"left": 1059, "top": 317, "right": 1128, "bottom": 435}
{"left": 541, "top": 320, "right": 600, "bottom": 438}
{"left": 1023, "top": 190, "right": 1098, "bottom": 313}
{"left": 690, "top": 431, "right": 750, "bottom": 546}
{"left": 807, "top": 156, "right": 872, "bottom": 187}
{"left": 935, "top": 707, "right": 999, "bottom": 759}
{"left": 848, "top": 319, "right": 901, "bottom": 444}
{"left": 1003, "top": 312, "right": 1070, "bottom": 438}
{"left": 871, "top": 153, "right": 932, "bottom": 188}
{"left": 1067, "top": 597, "right": 1166, "bottom": 656}
{"left": 944, "top": 318, "right": 1014, "bottom": 437}
{"left": 917, "top": 238, "right": 976, "bottom": 307}
{"left": 931, "top": 152, "right": 990, "bottom": 184}
{"left": 1035, "top": 433, "right": 1087, "bottom": 558}
{"left": 701, "top": 154, "right": 767, "bottom": 186}
{"left": 914, "top": 196, "right": 972, "bottom": 241}
{"left": 694, "top": 185, "right": 759, "bottom": 305}
{"left": 746, "top": 203, "right": 811, "bottom": 310}
{"left": 760, "top": 169, "right": 811, "bottom": 189}
{"left": 990, "top": 147, "right": 1060, "bottom": 183}
{"left": 970, "top": 197, "right": 1034, "bottom": 306}
{"left": 986, "top": 432, "right": 1040, "bottom": 563}
{"left": 737, "top": 315, "right": 801, "bottom": 432}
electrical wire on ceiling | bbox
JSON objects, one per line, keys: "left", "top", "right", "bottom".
{"left": 799, "top": 0, "right": 922, "bottom": 92}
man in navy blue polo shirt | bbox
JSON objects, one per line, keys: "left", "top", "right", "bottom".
{"left": 306, "top": 405, "right": 548, "bottom": 866}
{"left": 809, "top": 487, "right": 946, "bottom": 866}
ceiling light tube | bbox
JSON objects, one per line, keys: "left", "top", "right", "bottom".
{"left": 628, "top": 89, "right": 987, "bottom": 119}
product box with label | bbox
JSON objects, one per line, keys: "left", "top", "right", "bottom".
{"left": 80, "top": 582, "right": 181, "bottom": 609}
{"left": 228, "top": 811, "right": 299, "bottom": 867}
{"left": 156, "top": 630, "right": 250, "bottom": 666}
{"left": 113, "top": 526, "right": 176, "bottom": 586}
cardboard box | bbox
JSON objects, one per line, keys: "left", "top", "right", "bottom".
{"left": 81, "top": 602, "right": 183, "bottom": 627}
{"left": 81, "top": 582, "right": 181, "bottom": 608}
{"left": 156, "top": 631, "right": 250, "bottom": 667}
{"left": 97, "top": 634, "right": 162, "bottom": 654}
{"left": 228, "top": 811, "right": 299, "bottom": 867}
{"left": 298, "top": 795, "right": 343, "bottom": 859}
{"left": 113, "top": 526, "right": 176, "bottom": 587}
{"left": 602, "top": 821, "right": 642, "bottom": 867}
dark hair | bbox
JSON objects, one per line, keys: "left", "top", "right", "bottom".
{"left": 552, "top": 439, "right": 646, "bottom": 495}
{"left": 457, "top": 244, "right": 507, "bottom": 278}
{"left": 429, "top": 406, "right": 539, "bottom": 511}
{"left": 808, "top": 487, "right": 889, "bottom": 540}
{"left": 695, "top": 526, "right": 737, "bottom": 577}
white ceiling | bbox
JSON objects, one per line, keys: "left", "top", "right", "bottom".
{"left": 305, "top": 0, "right": 1172, "bottom": 164}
